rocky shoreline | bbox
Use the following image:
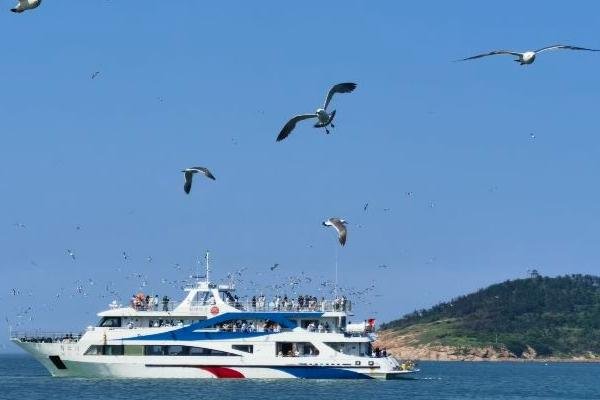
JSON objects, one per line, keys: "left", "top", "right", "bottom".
{"left": 375, "top": 330, "right": 600, "bottom": 362}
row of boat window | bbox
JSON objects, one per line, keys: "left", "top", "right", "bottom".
{"left": 84, "top": 345, "right": 251, "bottom": 356}
{"left": 84, "top": 342, "right": 370, "bottom": 357}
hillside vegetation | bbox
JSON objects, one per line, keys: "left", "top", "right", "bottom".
{"left": 380, "top": 275, "right": 600, "bottom": 358}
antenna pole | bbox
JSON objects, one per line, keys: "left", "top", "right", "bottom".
{"left": 205, "top": 251, "right": 210, "bottom": 284}
{"left": 334, "top": 244, "right": 339, "bottom": 298}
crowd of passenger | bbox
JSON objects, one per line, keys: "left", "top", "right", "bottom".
{"left": 18, "top": 333, "right": 80, "bottom": 344}
{"left": 216, "top": 320, "right": 281, "bottom": 333}
{"left": 243, "top": 294, "right": 349, "bottom": 312}
{"left": 138, "top": 317, "right": 334, "bottom": 333}
{"left": 129, "top": 291, "right": 350, "bottom": 314}
{"left": 130, "top": 293, "right": 171, "bottom": 311}
{"left": 373, "top": 346, "right": 388, "bottom": 358}
{"left": 277, "top": 347, "right": 319, "bottom": 357}
{"left": 304, "top": 320, "right": 331, "bottom": 333}
{"left": 145, "top": 319, "right": 185, "bottom": 328}
{"left": 398, "top": 359, "right": 416, "bottom": 371}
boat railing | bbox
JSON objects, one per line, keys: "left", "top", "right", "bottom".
{"left": 225, "top": 299, "right": 352, "bottom": 313}
{"left": 10, "top": 331, "right": 82, "bottom": 343}
{"left": 128, "top": 299, "right": 351, "bottom": 313}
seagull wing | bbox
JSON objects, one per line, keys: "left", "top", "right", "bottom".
{"left": 10, "top": 1, "right": 23, "bottom": 11}
{"left": 458, "top": 50, "right": 522, "bottom": 61}
{"left": 323, "top": 82, "right": 357, "bottom": 110}
{"left": 190, "top": 167, "right": 216, "bottom": 180}
{"left": 183, "top": 170, "right": 195, "bottom": 194}
{"left": 535, "top": 44, "right": 600, "bottom": 54}
{"left": 13, "top": 0, "right": 34, "bottom": 10}
{"left": 277, "top": 114, "right": 317, "bottom": 142}
{"left": 331, "top": 219, "right": 347, "bottom": 246}
{"left": 324, "top": 218, "right": 347, "bottom": 246}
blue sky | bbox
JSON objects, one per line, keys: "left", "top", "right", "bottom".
{"left": 2, "top": 1, "right": 600, "bottom": 352}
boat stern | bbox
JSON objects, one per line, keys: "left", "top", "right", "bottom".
{"left": 367, "top": 356, "right": 419, "bottom": 380}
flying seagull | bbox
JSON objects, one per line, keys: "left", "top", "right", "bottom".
{"left": 270, "top": 263, "right": 279, "bottom": 271}
{"left": 182, "top": 167, "right": 216, "bottom": 194}
{"left": 277, "top": 82, "right": 357, "bottom": 142}
{"left": 91, "top": 71, "right": 100, "bottom": 80}
{"left": 10, "top": 0, "right": 41, "bottom": 13}
{"left": 66, "top": 249, "right": 76, "bottom": 261}
{"left": 459, "top": 44, "right": 600, "bottom": 65}
{"left": 322, "top": 218, "right": 348, "bottom": 246}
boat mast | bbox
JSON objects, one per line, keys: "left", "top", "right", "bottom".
{"left": 205, "top": 250, "right": 210, "bottom": 285}
{"left": 334, "top": 244, "right": 338, "bottom": 297}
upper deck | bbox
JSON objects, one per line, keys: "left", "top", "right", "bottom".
{"left": 99, "top": 283, "right": 351, "bottom": 318}
{"left": 100, "top": 253, "right": 352, "bottom": 319}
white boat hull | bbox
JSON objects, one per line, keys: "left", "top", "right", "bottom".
{"left": 13, "top": 340, "right": 415, "bottom": 380}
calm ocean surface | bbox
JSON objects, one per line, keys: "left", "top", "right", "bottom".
{"left": 1, "top": 354, "right": 599, "bottom": 400}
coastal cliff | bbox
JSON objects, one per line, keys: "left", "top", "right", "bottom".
{"left": 377, "top": 274, "right": 600, "bottom": 361}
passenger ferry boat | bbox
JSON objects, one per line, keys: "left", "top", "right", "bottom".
{"left": 11, "top": 253, "right": 417, "bottom": 379}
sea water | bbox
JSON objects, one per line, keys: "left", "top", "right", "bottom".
{"left": 1, "top": 354, "right": 599, "bottom": 400}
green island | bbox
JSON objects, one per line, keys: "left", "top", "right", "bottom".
{"left": 377, "top": 274, "right": 600, "bottom": 361}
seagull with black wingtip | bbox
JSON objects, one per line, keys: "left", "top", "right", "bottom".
{"left": 277, "top": 82, "right": 357, "bottom": 142}
{"left": 459, "top": 44, "right": 600, "bottom": 65}
{"left": 181, "top": 167, "right": 216, "bottom": 194}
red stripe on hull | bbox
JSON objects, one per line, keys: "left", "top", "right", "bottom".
{"left": 197, "top": 366, "right": 245, "bottom": 378}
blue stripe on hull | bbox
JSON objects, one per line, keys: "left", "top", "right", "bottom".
{"left": 272, "top": 367, "right": 373, "bottom": 379}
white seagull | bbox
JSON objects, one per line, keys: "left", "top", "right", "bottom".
{"left": 460, "top": 44, "right": 600, "bottom": 65}
{"left": 10, "top": 0, "right": 41, "bottom": 13}
{"left": 322, "top": 218, "right": 348, "bottom": 246}
{"left": 277, "top": 82, "right": 357, "bottom": 142}
{"left": 182, "top": 167, "right": 216, "bottom": 194}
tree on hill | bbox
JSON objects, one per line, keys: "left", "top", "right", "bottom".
{"left": 380, "top": 274, "right": 600, "bottom": 357}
